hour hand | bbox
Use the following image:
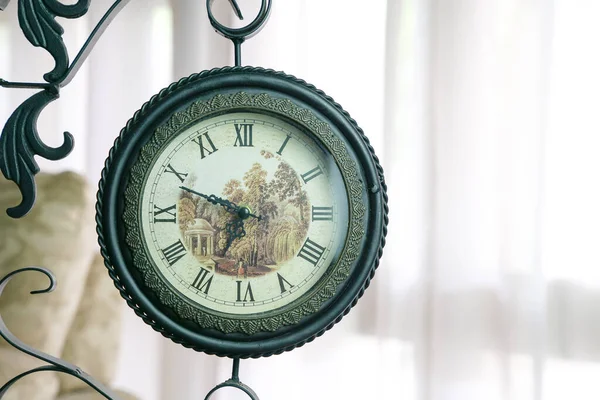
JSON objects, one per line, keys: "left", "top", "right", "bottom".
{"left": 223, "top": 219, "right": 246, "bottom": 254}
{"left": 179, "top": 186, "right": 238, "bottom": 214}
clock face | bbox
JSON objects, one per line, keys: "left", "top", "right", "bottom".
{"left": 139, "top": 112, "right": 349, "bottom": 315}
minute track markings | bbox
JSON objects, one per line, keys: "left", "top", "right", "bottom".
{"left": 144, "top": 114, "right": 339, "bottom": 311}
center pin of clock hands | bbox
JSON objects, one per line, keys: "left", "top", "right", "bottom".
{"left": 179, "top": 186, "right": 262, "bottom": 220}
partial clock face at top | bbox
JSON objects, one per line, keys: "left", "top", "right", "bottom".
{"left": 139, "top": 112, "right": 349, "bottom": 315}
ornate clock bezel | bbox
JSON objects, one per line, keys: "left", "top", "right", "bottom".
{"left": 96, "top": 67, "right": 388, "bottom": 358}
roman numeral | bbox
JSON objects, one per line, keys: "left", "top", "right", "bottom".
{"left": 276, "top": 134, "right": 292, "bottom": 155}
{"left": 297, "top": 237, "right": 326, "bottom": 266}
{"left": 301, "top": 166, "right": 323, "bottom": 183}
{"left": 311, "top": 206, "right": 333, "bottom": 221}
{"left": 164, "top": 164, "right": 188, "bottom": 183}
{"left": 192, "top": 267, "right": 213, "bottom": 294}
{"left": 153, "top": 204, "right": 176, "bottom": 223}
{"left": 236, "top": 281, "right": 255, "bottom": 302}
{"left": 277, "top": 273, "right": 293, "bottom": 294}
{"left": 161, "top": 240, "right": 187, "bottom": 266}
{"left": 234, "top": 123, "right": 254, "bottom": 147}
{"left": 192, "top": 132, "right": 218, "bottom": 159}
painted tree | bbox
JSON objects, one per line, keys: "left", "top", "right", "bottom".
{"left": 270, "top": 161, "right": 310, "bottom": 226}
{"left": 178, "top": 197, "right": 197, "bottom": 230}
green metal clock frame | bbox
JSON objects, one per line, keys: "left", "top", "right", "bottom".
{"left": 96, "top": 66, "right": 388, "bottom": 358}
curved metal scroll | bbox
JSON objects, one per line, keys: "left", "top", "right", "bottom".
{"left": 0, "top": 267, "right": 120, "bottom": 399}
{"left": 0, "top": 0, "right": 131, "bottom": 218}
{"left": 207, "top": 0, "right": 272, "bottom": 66}
{"left": 204, "top": 358, "right": 260, "bottom": 400}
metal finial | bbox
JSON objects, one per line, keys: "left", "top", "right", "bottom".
{"left": 204, "top": 358, "right": 260, "bottom": 400}
{"left": 206, "top": 0, "right": 272, "bottom": 66}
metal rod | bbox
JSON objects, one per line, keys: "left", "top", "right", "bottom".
{"left": 232, "top": 358, "right": 241, "bottom": 381}
{"left": 60, "top": 0, "right": 132, "bottom": 87}
{"left": 0, "top": 80, "right": 54, "bottom": 90}
{"left": 234, "top": 40, "right": 243, "bottom": 67}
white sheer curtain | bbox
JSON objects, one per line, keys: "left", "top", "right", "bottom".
{"left": 3, "top": 1, "right": 600, "bottom": 399}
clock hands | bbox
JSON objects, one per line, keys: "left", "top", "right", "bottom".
{"left": 223, "top": 219, "right": 246, "bottom": 255}
{"left": 179, "top": 186, "right": 261, "bottom": 220}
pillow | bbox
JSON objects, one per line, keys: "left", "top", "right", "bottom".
{"left": 58, "top": 253, "right": 124, "bottom": 394}
{"left": 0, "top": 172, "right": 96, "bottom": 400}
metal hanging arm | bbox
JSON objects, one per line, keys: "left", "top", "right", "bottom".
{"left": 207, "top": 0, "right": 272, "bottom": 66}
{"left": 0, "top": 0, "right": 131, "bottom": 218}
{"left": 204, "top": 358, "right": 260, "bottom": 400}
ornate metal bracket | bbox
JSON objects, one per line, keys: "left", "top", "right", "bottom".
{"left": 0, "top": 0, "right": 130, "bottom": 218}
{"left": 1, "top": 1, "right": 270, "bottom": 398}
{"left": 0, "top": 268, "right": 261, "bottom": 399}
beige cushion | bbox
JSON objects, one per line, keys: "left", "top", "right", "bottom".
{"left": 58, "top": 254, "right": 123, "bottom": 394}
{"left": 0, "top": 172, "right": 96, "bottom": 400}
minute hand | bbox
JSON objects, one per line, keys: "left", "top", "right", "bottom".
{"left": 179, "top": 186, "right": 239, "bottom": 214}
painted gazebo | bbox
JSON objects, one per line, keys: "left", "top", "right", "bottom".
{"left": 184, "top": 218, "right": 215, "bottom": 257}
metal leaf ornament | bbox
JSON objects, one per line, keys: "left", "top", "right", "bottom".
{"left": 0, "top": 90, "right": 74, "bottom": 218}
{"left": 18, "top": 0, "right": 90, "bottom": 82}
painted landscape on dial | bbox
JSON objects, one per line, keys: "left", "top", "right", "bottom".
{"left": 178, "top": 151, "right": 310, "bottom": 278}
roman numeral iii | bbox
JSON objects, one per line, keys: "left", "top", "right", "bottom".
{"left": 312, "top": 206, "right": 333, "bottom": 221}
{"left": 161, "top": 240, "right": 187, "bottom": 266}
{"left": 153, "top": 204, "right": 176, "bottom": 223}
{"left": 234, "top": 123, "right": 254, "bottom": 147}
{"left": 192, "top": 132, "right": 218, "bottom": 159}
{"left": 192, "top": 267, "right": 213, "bottom": 294}
{"left": 297, "top": 237, "right": 326, "bottom": 266}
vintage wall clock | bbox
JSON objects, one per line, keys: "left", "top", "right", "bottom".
{"left": 96, "top": 1, "right": 388, "bottom": 362}
{"left": 0, "top": 0, "right": 387, "bottom": 397}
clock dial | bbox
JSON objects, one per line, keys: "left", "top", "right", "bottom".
{"left": 139, "top": 112, "right": 349, "bottom": 315}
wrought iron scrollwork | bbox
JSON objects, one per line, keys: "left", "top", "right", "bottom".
{"left": 17, "top": 0, "right": 91, "bottom": 83}
{"left": 0, "top": 0, "right": 130, "bottom": 218}
{"left": 207, "top": 0, "right": 272, "bottom": 66}
{"left": 0, "top": 267, "right": 121, "bottom": 399}
{"left": 1, "top": 1, "right": 265, "bottom": 398}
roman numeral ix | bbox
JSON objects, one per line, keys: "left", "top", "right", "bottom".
{"left": 153, "top": 204, "right": 176, "bottom": 223}
{"left": 297, "top": 237, "right": 326, "bottom": 266}
{"left": 234, "top": 123, "right": 254, "bottom": 147}
{"left": 192, "top": 132, "right": 218, "bottom": 159}
{"left": 161, "top": 240, "right": 187, "bottom": 266}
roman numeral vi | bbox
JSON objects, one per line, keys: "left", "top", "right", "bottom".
{"left": 236, "top": 281, "right": 255, "bottom": 302}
